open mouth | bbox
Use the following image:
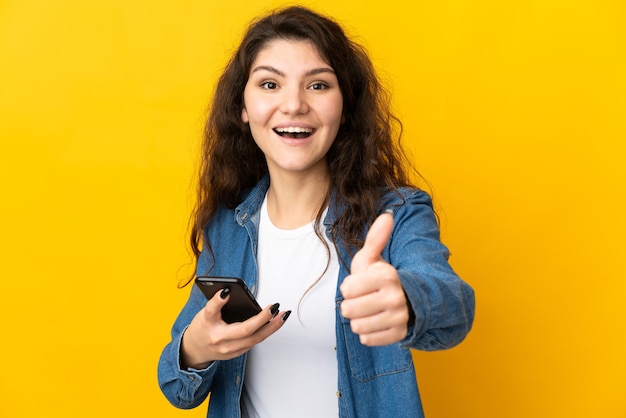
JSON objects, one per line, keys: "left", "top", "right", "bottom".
{"left": 273, "top": 127, "right": 315, "bottom": 139}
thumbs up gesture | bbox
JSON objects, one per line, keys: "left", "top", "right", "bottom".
{"left": 340, "top": 211, "right": 411, "bottom": 346}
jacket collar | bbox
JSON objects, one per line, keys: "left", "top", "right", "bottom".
{"left": 234, "top": 174, "right": 343, "bottom": 228}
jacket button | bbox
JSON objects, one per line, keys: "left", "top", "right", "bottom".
{"left": 336, "top": 391, "right": 342, "bottom": 398}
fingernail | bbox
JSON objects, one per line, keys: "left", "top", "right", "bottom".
{"left": 270, "top": 303, "right": 280, "bottom": 317}
{"left": 220, "top": 287, "right": 231, "bottom": 299}
{"left": 282, "top": 310, "right": 292, "bottom": 321}
{"left": 384, "top": 208, "right": 394, "bottom": 217}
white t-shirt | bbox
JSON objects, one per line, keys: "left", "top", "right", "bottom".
{"left": 241, "top": 195, "right": 340, "bottom": 418}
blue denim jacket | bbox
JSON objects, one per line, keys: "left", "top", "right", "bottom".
{"left": 158, "top": 176, "right": 475, "bottom": 417}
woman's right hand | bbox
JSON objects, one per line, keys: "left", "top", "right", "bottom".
{"left": 180, "top": 290, "right": 289, "bottom": 370}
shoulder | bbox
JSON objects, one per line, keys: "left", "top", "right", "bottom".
{"left": 380, "top": 187, "right": 440, "bottom": 238}
{"left": 380, "top": 187, "right": 434, "bottom": 211}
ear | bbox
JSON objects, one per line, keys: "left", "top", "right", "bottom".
{"left": 241, "top": 107, "right": 249, "bottom": 123}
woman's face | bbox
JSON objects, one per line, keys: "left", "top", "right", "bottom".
{"left": 241, "top": 39, "right": 343, "bottom": 179}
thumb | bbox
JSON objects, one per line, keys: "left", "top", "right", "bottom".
{"left": 351, "top": 211, "right": 394, "bottom": 273}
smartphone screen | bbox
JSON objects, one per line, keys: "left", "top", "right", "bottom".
{"left": 194, "top": 276, "right": 262, "bottom": 323}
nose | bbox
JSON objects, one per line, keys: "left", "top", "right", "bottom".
{"left": 280, "top": 86, "right": 308, "bottom": 115}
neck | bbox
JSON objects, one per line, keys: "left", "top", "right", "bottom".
{"left": 266, "top": 172, "right": 330, "bottom": 229}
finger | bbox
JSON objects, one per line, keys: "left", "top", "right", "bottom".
{"left": 351, "top": 211, "right": 394, "bottom": 273}
{"left": 202, "top": 287, "right": 232, "bottom": 320}
{"left": 228, "top": 309, "right": 291, "bottom": 349}
{"left": 229, "top": 303, "right": 282, "bottom": 336}
{"left": 199, "top": 307, "right": 289, "bottom": 361}
{"left": 340, "top": 291, "right": 383, "bottom": 319}
{"left": 346, "top": 306, "right": 409, "bottom": 334}
{"left": 341, "top": 277, "right": 405, "bottom": 318}
{"left": 251, "top": 310, "right": 291, "bottom": 340}
{"left": 341, "top": 260, "right": 397, "bottom": 298}
{"left": 357, "top": 326, "right": 407, "bottom": 347}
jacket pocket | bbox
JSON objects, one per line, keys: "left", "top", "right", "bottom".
{"left": 339, "top": 309, "right": 413, "bottom": 382}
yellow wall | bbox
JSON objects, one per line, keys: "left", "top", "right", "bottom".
{"left": 1, "top": 1, "right": 624, "bottom": 417}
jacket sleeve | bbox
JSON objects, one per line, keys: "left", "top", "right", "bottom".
{"left": 386, "top": 190, "right": 475, "bottom": 351}
{"left": 157, "top": 270, "right": 219, "bottom": 409}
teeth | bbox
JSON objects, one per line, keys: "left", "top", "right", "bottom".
{"left": 275, "top": 127, "right": 313, "bottom": 133}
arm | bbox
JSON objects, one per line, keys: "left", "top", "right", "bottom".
{"left": 391, "top": 190, "right": 475, "bottom": 350}
{"left": 157, "top": 284, "right": 217, "bottom": 409}
{"left": 158, "top": 254, "right": 289, "bottom": 409}
{"left": 340, "top": 190, "right": 475, "bottom": 350}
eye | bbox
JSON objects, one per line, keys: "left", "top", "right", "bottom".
{"left": 260, "top": 81, "right": 278, "bottom": 90}
{"left": 309, "top": 82, "right": 329, "bottom": 90}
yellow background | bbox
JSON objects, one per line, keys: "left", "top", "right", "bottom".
{"left": 1, "top": 0, "right": 624, "bottom": 417}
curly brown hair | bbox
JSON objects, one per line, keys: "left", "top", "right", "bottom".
{"left": 187, "top": 6, "right": 420, "bottom": 284}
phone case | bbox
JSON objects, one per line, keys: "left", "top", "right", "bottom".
{"left": 195, "top": 276, "right": 262, "bottom": 323}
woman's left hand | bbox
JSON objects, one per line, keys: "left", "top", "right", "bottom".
{"left": 340, "top": 212, "right": 411, "bottom": 346}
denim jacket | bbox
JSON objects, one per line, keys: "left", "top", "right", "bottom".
{"left": 158, "top": 176, "right": 475, "bottom": 418}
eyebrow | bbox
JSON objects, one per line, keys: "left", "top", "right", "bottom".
{"left": 251, "top": 65, "right": 335, "bottom": 77}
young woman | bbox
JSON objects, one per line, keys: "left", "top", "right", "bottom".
{"left": 158, "top": 6, "right": 475, "bottom": 418}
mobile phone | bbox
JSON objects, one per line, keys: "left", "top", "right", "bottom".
{"left": 194, "top": 276, "right": 262, "bottom": 323}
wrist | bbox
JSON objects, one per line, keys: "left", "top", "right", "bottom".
{"left": 180, "top": 329, "right": 212, "bottom": 370}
